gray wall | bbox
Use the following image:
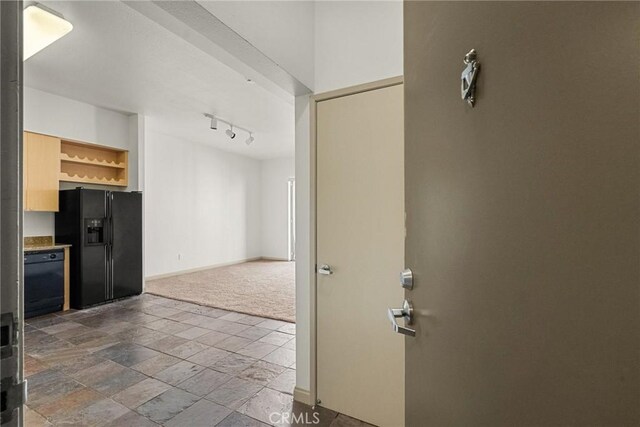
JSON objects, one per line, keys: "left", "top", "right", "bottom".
{"left": 404, "top": 2, "right": 639, "bottom": 425}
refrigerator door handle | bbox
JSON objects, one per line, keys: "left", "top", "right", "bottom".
{"left": 111, "top": 254, "right": 115, "bottom": 300}
{"left": 109, "top": 245, "right": 113, "bottom": 300}
{"left": 104, "top": 191, "right": 110, "bottom": 300}
{"left": 109, "top": 192, "right": 114, "bottom": 300}
{"left": 104, "top": 244, "right": 109, "bottom": 301}
{"left": 109, "top": 192, "right": 114, "bottom": 247}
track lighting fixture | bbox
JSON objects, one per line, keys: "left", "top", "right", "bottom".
{"left": 226, "top": 126, "right": 236, "bottom": 140}
{"left": 203, "top": 113, "right": 255, "bottom": 146}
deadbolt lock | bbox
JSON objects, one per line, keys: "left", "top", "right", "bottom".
{"left": 400, "top": 268, "right": 413, "bottom": 290}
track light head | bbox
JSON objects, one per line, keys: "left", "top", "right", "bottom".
{"left": 206, "top": 114, "right": 252, "bottom": 146}
{"left": 226, "top": 126, "right": 236, "bottom": 139}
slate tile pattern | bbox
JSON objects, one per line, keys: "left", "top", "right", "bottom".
{"left": 24, "top": 294, "right": 370, "bottom": 427}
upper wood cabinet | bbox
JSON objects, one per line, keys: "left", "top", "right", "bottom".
{"left": 59, "top": 140, "right": 128, "bottom": 187}
{"left": 23, "top": 131, "right": 129, "bottom": 212}
{"left": 24, "top": 132, "right": 61, "bottom": 212}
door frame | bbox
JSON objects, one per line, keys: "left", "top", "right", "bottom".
{"left": 304, "top": 76, "right": 404, "bottom": 407}
{"left": 288, "top": 177, "right": 296, "bottom": 262}
{"left": 0, "top": 0, "right": 25, "bottom": 425}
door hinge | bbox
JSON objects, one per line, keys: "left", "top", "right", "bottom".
{"left": 0, "top": 313, "right": 27, "bottom": 424}
{"left": 1, "top": 313, "right": 27, "bottom": 424}
{"left": 0, "top": 313, "right": 17, "bottom": 360}
{"left": 1, "top": 379, "right": 28, "bottom": 423}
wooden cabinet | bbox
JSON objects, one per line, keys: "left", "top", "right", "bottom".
{"left": 23, "top": 131, "right": 130, "bottom": 211}
{"left": 24, "top": 132, "right": 61, "bottom": 212}
{"left": 59, "top": 140, "right": 128, "bottom": 187}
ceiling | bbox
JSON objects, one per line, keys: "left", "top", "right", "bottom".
{"left": 24, "top": 1, "right": 295, "bottom": 160}
{"left": 196, "top": 0, "right": 315, "bottom": 90}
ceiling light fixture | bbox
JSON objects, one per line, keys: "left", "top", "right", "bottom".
{"left": 208, "top": 115, "right": 218, "bottom": 130}
{"left": 23, "top": 4, "right": 73, "bottom": 61}
{"left": 225, "top": 125, "right": 236, "bottom": 140}
{"left": 203, "top": 113, "right": 255, "bottom": 146}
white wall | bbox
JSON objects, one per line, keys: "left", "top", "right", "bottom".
{"left": 261, "top": 157, "right": 295, "bottom": 260}
{"left": 23, "top": 87, "right": 138, "bottom": 237}
{"left": 314, "top": 1, "right": 403, "bottom": 92}
{"left": 144, "top": 130, "right": 263, "bottom": 278}
{"left": 23, "top": 212, "right": 55, "bottom": 238}
{"left": 200, "top": 1, "right": 403, "bottom": 93}
{"left": 294, "top": 94, "right": 312, "bottom": 394}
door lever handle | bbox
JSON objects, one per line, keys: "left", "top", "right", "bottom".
{"left": 387, "top": 300, "right": 415, "bottom": 337}
{"left": 318, "top": 264, "right": 333, "bottom": 275}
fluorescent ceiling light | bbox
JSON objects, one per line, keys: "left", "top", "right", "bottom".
{"left": 23, "top": 4, "right": 73, "bottom": 61}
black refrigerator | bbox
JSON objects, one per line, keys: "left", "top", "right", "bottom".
{"left": 55, "top": 188, "right": 142, "bottom": 309}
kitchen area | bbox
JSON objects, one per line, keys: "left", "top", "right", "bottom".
{"left": 23, "top": 89, "right": 144, "bottom": 318}
{"left": 24, "top": 238, "right": 70, "bottom": 318}
{"left": 9, "top": 2, "right": 303, "bottom": 425}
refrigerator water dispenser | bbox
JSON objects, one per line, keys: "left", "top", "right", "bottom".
{"left": 85, "top": 218, "right": 105, "bottom": 245}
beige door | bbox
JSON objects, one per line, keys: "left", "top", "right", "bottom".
{"left": 404, "top": 2, "right": 640, "bottom": 425}
{"left": 316, "top": 82, "right": 404, "bottom": 427}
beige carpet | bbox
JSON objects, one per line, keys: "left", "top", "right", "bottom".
{"left": 145, "top": 260, "right": 295, "bottom": 322}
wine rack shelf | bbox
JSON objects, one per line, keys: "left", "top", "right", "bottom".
{"left": 59, "top": 139, "right": 128, "bottom": 187}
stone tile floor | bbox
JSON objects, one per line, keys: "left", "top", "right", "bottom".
{"left": 24, "top": 293, "right": 374, "bottom": 427}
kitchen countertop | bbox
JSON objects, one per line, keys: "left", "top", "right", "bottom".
{"left": 23, "top": 236, "right": 71, "bottom": 253}
{"left": 24, "top": 244, "right": 72, "bottom": 253}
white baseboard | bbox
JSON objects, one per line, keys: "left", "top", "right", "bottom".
{"left": 293, "top": 387, "right": 312, "bottom": 405}
{"left": 145, "top": 257, "right": 262, "bottom": 281}
{"left": 261, "top": 256, "right": 290, "bottom": 261}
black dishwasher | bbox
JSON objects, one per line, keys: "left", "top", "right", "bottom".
{"left": 24, "top": 250, "right": 64, "bottom": 318}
